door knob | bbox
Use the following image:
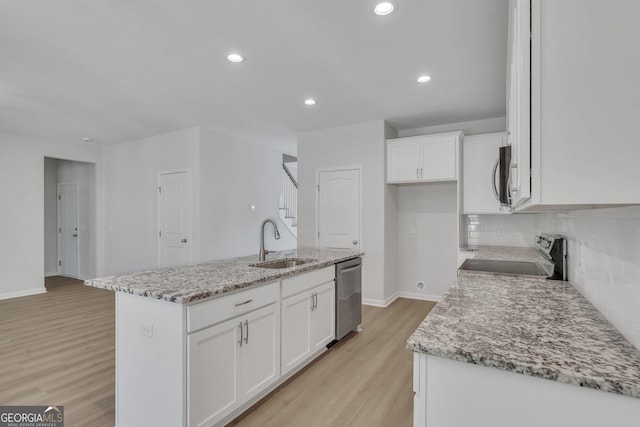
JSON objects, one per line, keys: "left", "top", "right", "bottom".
{"left": 181, "top": 239, "right": 188, "bottom": 243}
{"left": 352, "top": 240, "right": 358, "bottom": 245}
{"left": 73, "top": 234, "right": 78, "bottom": 237}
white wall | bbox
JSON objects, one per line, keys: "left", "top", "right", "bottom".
{"left": 398, "top": 117, "right": 505, "bottom": 138}
{"left": 44, "top": 157, "right": 59, "bottom": 275}
{"left": 0, "top": 130, "right": 100, "bottom": 299}
{"left": 298, "top": 120, "right": 391, "bottom": 305}
{"left": 101, "top": 126, "right": 295, "bottom": 275}
{"left": 57, "top": 160, "right": 97, "bottom": 279}
{"left": 534, "top": 207, "right": 640, "bottom": 349}
{"left": 198, "top": 127, "right": 296, "bottom": 261}
{"left": 396, "top": 183, "right": 459, "bottom": 300}
{"left": 101, "top": 127, "right": 200, "bottom": 275}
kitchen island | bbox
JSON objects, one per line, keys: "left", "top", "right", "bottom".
{"left": 408, "top": 247, "right": 640, "bottom": 426}
{"left": 86, "top": 249, "right": 362, "bottom": 427}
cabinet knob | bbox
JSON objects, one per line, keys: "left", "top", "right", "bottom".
{"left": 181, "top": 238, "right": 188, "bottom": 243}
{"left": 352, "top": 240, "right": 358, "bottom": 245}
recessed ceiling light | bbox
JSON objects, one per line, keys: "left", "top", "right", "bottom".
{"left": 417, "top": 75, "right": 432, "bottom": 83}
{"left": 226, "top": 53, "right": 244, "bottom": 63}
{"left": 374, "top": 1, "right": 396, "bottom": 16}
{"left": 304, "top": 99, "right": 317, "bottom": 106}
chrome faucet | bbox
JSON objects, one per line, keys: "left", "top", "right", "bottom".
{"left": 259, "top": 219, "right": 281, "bottom": 261}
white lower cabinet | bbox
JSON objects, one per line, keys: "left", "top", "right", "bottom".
{"left": 116, "top": 267, "right": 339, "bottom": 427}
{"left": 281, "top": 281, "right": 335, "bottom": 375}
{"left": 188, "top": 303, "right": 280, "bottom": 427}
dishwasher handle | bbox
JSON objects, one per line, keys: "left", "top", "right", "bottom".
{"left": 339, "top": 264, "right": 361, "bottom": 275}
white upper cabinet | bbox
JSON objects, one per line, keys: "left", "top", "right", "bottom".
{"left": 462, "top": 132, "right": 508, "bottom": 214}
{"left": 386, "top": 132, "right": 461, "bottom": 184}
{"left": 506, "top": 0, "right": 531, "bottom": 208}
{"left": 509, "top": 0, "right": 640, "bottom": 211}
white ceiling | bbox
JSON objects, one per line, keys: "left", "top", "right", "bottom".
{"left": 0, "top": 0, "right": 508, "bottom": 154}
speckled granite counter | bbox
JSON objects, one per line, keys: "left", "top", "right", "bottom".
{"left": 408, "top": 247, "right": 640, "bottom": 399}
{"left": 85, "top": 249, "right": 362, "bottom": 304}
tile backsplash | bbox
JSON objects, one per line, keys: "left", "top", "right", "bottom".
{"left": 464, "top": 214, "right": 538, "bottom": 247}
{"left": 537, "top": 206, "right": 640, "bottom": 350}
{"left": 465, "top": 207, "right": 640, "bottom": 349}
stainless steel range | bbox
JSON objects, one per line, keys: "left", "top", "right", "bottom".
{"left": 535, "top": 233, "right": 567, "bottom": 281}
{"left": 459, "top": 234, "right": 567, "bottom": 281}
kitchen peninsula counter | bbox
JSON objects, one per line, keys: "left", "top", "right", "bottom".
{"left": 85, "top": 248, "right": 362, "bottom": 303}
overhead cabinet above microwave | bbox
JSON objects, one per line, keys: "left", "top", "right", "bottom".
{"left": 386, "top": 131, "right": 461, "bottom": 184}
{"left": 507, "top": 0, "right": 640, "bottom": 211}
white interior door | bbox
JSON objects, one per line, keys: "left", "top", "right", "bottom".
{"left": 317, "top": 168, "right": 361, "bottom": 250}
{"left": 57, "top": 183, "right": 78, "bottom": 278}
{"left": 158, "top": 171, "right": 191, "bottom": 268}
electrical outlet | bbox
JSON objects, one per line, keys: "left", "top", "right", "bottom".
{"left": 410, "top": 225, "right": 416, "bottom": 234}
{"left": 139, "top": 323, "right": 153, "bottom": 337}
{"left": 416, "top": 281, "right": 425, "bottom": 290}
{"left": 494, "top": 228, "right": 501, "bottom": 236}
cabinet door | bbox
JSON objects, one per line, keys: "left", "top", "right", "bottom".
{"left": 281, "top": 291, "right": 312, "bottom": 375}
{"left": 463, "top": 133, "right": 507, "bottom": 214}
{"left": 387, "top": 140, "right": 420, "bottom": 182}
{"left": 419, "top": 135, "right": 457, "bottom": 181}
{"left": 506, "top": 0, "right": 531, "bottom": 207}
{"left": 310, "top": 282, "right": 336, "bottom": 352}
{"left": 188, "top": 318, "right": 241, "bottom": 427}
{"left": 240, "top": 303, "right": 279, "bottom": 402}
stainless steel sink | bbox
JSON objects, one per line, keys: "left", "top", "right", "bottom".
{"left": 459, "top": 259, "right": 549, "bottom": 277}
{"left": 250, "top": 258, "right": 315, "bottom": 269}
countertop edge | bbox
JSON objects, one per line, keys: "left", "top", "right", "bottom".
{"left": 85, "top": 251, "right": 362, "bottom": 304}
{"left": 407, "top": 341, "right": 640, "bottom": 399}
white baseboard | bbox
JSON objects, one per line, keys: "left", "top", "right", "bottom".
{"left": 362, "top": 292, "right": 399, "bottom": 308}
{"left": 396, "top": 291, "right": 442, "bottom": 303}
{"left": 44, "top": 271, "right": 59, "bottom": 277}
{"left": 363, "top": 291, "right": 441, "bottom": 307}
{"left": 0, "top": 287, "right": 47, "bottom": 301}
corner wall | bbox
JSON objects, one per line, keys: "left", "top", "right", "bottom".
{"left": 198, "top": 127, "right": 296, "bottom": 261}
{"left": 298, "top": 120, "right": 390, "bottom": 305}
{"left": 0, "top": 130, "right": 100, "bottom": 299}
{"left": 101, "top": 127, "right": 200, "bottom": 275}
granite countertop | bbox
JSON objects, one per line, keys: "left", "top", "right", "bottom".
{"left": 408, "top": 246, "right": 640, "bottom": 399}
{"left": 85, "top": 249, "right": 362, "bottom": 304}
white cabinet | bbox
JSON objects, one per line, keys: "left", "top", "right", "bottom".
{"left": 281, "top": 266, "right": 335, "bottom": 375}
{"left": 187, "top": 285, "right": 280, "bottom": 427}
{"left": 115, "top": 264, "right": 342, "bottom": 427}
{"left": 462, "top": 132, "right": 508, "bottom": 214}
{"left": 188, "top": 317, "right": 241, "bottom": 427}
{"left": 506, "top": 0, "right": 531, "bottom": 208}
{"left": 386, "top": 132, "right": 461, "bottom": 183}
{"left": 508, "top": 0, "right": 640, "bottom": 211}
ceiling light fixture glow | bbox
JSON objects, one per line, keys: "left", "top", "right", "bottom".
{"left": 374, "top": 2, "right": 396, "bottom": 16}
{"left": 304, "top": 99, "right": 317, "bottom": 106}
{"left": 226, "top": 53, "right": 244, "bottom": 63}
{"left": 417, "top": 75, "right": 432, "bottom": 83}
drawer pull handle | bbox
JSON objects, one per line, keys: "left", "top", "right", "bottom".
{"left": 234, "top": 299, "right": 253, "bottom": 307}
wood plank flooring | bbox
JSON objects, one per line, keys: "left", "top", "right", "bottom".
{"left": 0, "top": 276, "right": 115, "bottom": 427}
{"left": 229, "top": 297, "right": 435, "bottom": 427}
{"left": 0, "top": 278, "right": 434, "bottom": 427}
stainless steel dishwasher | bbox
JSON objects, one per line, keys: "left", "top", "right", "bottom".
{"left": 335, "top": 257, "right": 362, "bottom": 341}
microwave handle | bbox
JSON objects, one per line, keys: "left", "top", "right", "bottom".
{"left": 491, "top": 157, "right": 500, "bottom": 202}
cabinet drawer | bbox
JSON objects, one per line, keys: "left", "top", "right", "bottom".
{"left": 281, "top": 266, "right": 335, "bottom": 299}
{"left": 187, "top": 281, "right": 279, "bottom": 333}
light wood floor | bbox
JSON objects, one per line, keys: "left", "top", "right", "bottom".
{"left": 0, "top": 278, "right": 434, "bottom": 427}
{"left": 0, "top": 276, "right": 115, "bottom": 427}
{"left": 229, "top": 297, "right": 435, "bottom": 427}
